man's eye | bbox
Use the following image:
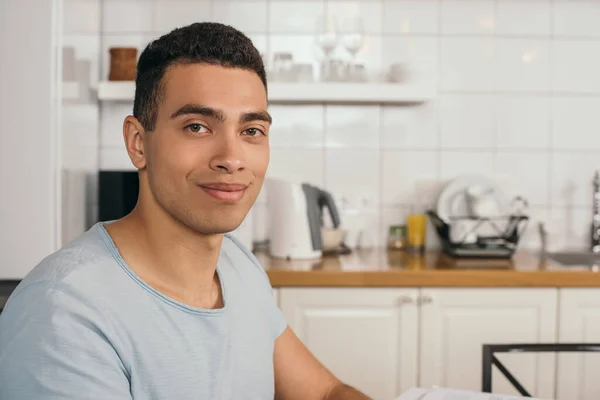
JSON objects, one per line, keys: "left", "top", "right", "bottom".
{"left": 244, "top": 128, "right": 264, "bottom": 137}
{"left": 185, "top": 123, "right": 207, "bottom": 133}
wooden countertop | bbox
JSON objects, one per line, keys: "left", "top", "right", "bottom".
{"left": 256, "top": 249, "right": 600, "bottom": 288}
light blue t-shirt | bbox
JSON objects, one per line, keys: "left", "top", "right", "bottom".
{"left": 0, "top": 222, "right": 287, "bottom": 399}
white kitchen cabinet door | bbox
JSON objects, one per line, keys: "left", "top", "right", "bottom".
{"left": 0, "top": 0, "right": 62, "bottom": 278}
{"left": 556, "top": 289, "right": 600, "bottom": 400}
{"left": 419, "top": 288, "right": 558, "bottom": 399}
{"left": 279, "top": 288, "right": 419, "bottom": 400}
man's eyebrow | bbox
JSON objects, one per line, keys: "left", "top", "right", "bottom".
{"left": 239, "top": 111, "right": 272, "bottom": 125}
{"left": 169, "top": 104, "right": 226, "bottom": 123}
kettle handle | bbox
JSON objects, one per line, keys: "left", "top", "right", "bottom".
{"left": 318, "top": 189, "right": 341, "bottom": 228}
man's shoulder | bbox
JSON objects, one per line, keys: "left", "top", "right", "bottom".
{"left": 222, "top": 234, "right": 266, "bottom": 271}
{"left": 220, "top": 233, "right": 273, "bottom": 286}
{"left": 10, "top": 223, "right": 119, "bottom": 303}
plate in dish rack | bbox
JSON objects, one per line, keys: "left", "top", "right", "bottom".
{"left": 436, "top": 175, "right": 509, "bottom": 222}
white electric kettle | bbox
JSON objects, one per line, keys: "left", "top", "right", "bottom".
{"left": 266, "top": 178, "right": 341, "bottom": 260}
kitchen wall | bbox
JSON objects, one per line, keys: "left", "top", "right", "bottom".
{"left": 61, "top": 0, "right": 600, "bottom": 252}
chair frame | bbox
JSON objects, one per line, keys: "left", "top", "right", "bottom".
{"left": 482, "top": 343, "right": 600, "bottom": 397}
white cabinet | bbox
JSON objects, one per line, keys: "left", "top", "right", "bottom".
{"left": 419, "top": 288, "right": 558, "bottom": 399}
{"left": 556, "top": 289, "right": 600, "bottom": 400}
{"left": 0, "top": 0, "right": 61, "bottom": 278}
{"left": 279, "top": 288, "right": 419, "bottom": 400}
{"left": 278, "top": 288, "right": 559, "bottom": 400}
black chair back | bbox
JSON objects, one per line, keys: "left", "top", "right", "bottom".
{"left": 482, "top": 343, "right": 600, "bottom": 397}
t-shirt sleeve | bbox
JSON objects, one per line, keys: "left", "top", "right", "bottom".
{"left": 226, "top": 234, "right": 288, "bottom": 340}
{"left": 264, "top": 277, "right": 288, "bottom": 340}
{"left": 0, "top": 282, "right": 132, "bottom": 399}
{"left": 250, "top": 256, "right": 288, "bottom": 340}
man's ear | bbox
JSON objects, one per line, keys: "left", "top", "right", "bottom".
{"left": 123, "top": 115, "right": 147, "bottom": 170}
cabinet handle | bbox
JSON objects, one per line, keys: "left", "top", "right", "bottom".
{"left": 418, "top": 295, "right": 433, "bottom": 305}
{"left": 397, "top": 295, "right": 414, "bottom": 305}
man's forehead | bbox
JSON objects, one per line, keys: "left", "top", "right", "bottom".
{"left": 160, "top": 63, "right": 267, "bottom": 106}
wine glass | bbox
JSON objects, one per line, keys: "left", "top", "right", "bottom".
{"left": 315, "top": 15, "right": 339, "bottom": 81}
{"left": 341, "top": 16, "right": 364, "bottom": 66}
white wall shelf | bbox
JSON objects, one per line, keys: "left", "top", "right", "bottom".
{"left": 97, "top": 81, "right": 435, "bottom": 104}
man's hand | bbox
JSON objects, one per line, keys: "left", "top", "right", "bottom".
{"left": 325, "top": 383, "right": 373, "bottom": 400}
{"left": 273, "top": 326, "right": 371, "bottom": 400}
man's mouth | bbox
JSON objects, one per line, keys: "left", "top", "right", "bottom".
{"left": 198, "top": 183, "right": 248, "bottom": 203}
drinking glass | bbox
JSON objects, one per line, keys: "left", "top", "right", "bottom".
{"left": 340, "top": 16, "right": 364, "bottom": 66}
{"left": 315, "top": 15, "right": 339, "bottom": 81}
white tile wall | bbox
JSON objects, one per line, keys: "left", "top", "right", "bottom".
{"left": 551, "top": 40, "right": 600, "bottom": 94}
{"left": 440, "top": 0, "right": 495, "bottom": 35}
{"left": 326, "top": 0, "right": 382, "bottom": 34}
{"left": 269, "top": 105, "right": 324, "bottom": 148}
{"left": 381, "top": 36, "right": 438, "bottom": 84}
{"left": 496, "top": 96, "right": 550, "bottom": 149}
{"left": 553, "top": 1, "right": 600, "bottom": 38}
{"left": 551, "top": 97, "right": 600, "bottom": 150}
{"left": 269, "top": 34, "right": 318, "bottom": 70}
{"left": 382, "top": 0, "right": 439, "bottom": 35}
{"left": 381, "top": 103, "right": 438, "bottom": 149}
{"left": 325, "top": 105, "right": 380, "bottom": 149}
{"left": 64, "top": 0, "right": 101, "bottom": 33}
{"left": 212, "top": 0, "right": 267, "bottom": 34}
{"left": 325, "top": 148, "right": 380, "bottom": 207}
{"left": 153, "top": 1, "right": 213, "bottom": 33}
{"left": 269, "top": 0, "right": 324, "bottom": 33}
{"left": 60, "top": 0, "right": 600, "bottom": 252}
{"left": 102, "top": 1, "right": 154, "bottom": 33}
{"left": 268, "top": 149, "right": 324, "bottom": 186}
{"left": 495, "top": 152, "right": 550, "bottom": 207}
{"left": 381, "top": 150, "right": 438, "bottom": 206}
{"left": 439, "top": 95, "right": 495, "bottom": 148}
{"left": 496, "top": 1, "right": 551, "bottom": 37}
{"left": 550, "top": 152, "right": 599, "bottom": 208}
{"left": 440, "top": 151, "right": 495, "bottom": 180}
{"left": 267, "top": 148, "right": 325, "bottom": 186}
{"left": 440, "top": 37, "right": 495, "bottom": 92}
{"left": 494, "top": 39, "right": 550, "bottom": 92}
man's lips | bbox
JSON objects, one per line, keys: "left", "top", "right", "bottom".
{"left": 198, "top": 183, "right": 248, "bottom": 202}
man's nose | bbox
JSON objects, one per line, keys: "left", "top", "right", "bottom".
{"left": 209, "top": 134, "right": 245, "bottom": 174}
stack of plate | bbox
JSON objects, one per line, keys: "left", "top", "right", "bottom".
{"left": 436, "top": 175, "right": 509, "bottom": 223}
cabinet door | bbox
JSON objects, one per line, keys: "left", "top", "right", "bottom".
{"left": 0, "top": 0, "right": 61, "bottom": 278}
{"left": 556, "top": 289, "right": 600, "bottom": 400}
{"left": 279, "top": 288, "right": 419, "bottom": 400}
{"left": 419, "top": 288, "right": 558, "bottom": 399}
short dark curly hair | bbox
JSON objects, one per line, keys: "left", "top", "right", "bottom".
{"left": 133, "top": 22, "right": 267, "bottom": 131}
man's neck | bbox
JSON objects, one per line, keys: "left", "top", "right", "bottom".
{"left": 105, "top": 202, "right": 224, "bottom": 309}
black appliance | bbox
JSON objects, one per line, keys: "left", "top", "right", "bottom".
{"left": 98, "top": 171, "right": 139, "bottom": 222}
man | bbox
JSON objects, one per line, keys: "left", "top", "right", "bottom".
{"left": 0, "top": 22, "right": 371, "bottom": 399}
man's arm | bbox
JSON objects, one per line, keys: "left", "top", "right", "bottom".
{"left": 273, "top": 326, "right": 371, "bottom": 400}
{"left": 0, "top": 283, "right": 132, "bottom": 399}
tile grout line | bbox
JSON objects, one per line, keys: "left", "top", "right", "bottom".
{"left": 378, "top": 0, "right": 385, "bottom": 246}
{"left": 378, "top": 104, "right": 384, "bottom": 246}
{"left": 435, "top": 0, "right": 442, "bottom": 185}
{"left": 491, "top": 0, "right": 499, "bottom": 180}
{"left": 548, "top": 0, "right": 556, "bottom": 221}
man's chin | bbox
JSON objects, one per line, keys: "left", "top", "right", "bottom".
{"left": 188, "top": 217, "right": 246, "bottom": 236}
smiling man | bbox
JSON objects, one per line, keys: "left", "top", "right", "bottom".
{"left": 0, "top": 22, "right": 370, "bottom": 400}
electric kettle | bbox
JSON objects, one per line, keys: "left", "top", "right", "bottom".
{"left": 266, "top": 178, "right": 341, "bottom": 260}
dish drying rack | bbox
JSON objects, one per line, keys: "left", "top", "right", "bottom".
{"left": 427, "top": 210, "right": 529, "bottom": 259}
